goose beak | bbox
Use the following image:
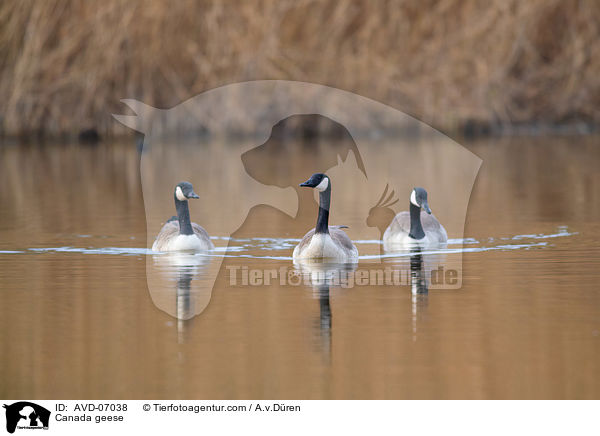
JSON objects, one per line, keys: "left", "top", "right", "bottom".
{"left": 188, "top": 192, "right": 200, "bottom": 199}
{"left": 299, "top": 181, "right": 311, "bottom": 187}
{"left": 423, "top": 202, "right": 432, "bottom": 214}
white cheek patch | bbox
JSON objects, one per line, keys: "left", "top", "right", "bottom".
{"left": 315, "top": 177, "right": 329, "bottom": 192}
{"left": 175, "top": 186, "right": 187, "bottom": 201}
{"left": 410, "top": 190, "right": 419, "bottom": 207}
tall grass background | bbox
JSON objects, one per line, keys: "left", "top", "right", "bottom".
{"left": 0, "top": 0, "right": 599, "bottom": 137}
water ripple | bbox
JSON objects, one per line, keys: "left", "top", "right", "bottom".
{"left": 0, "top": 226, "right": 577, "bottom": 260}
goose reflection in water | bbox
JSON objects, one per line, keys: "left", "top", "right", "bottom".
{"left": 410, "top": 247, "right": 428, "bottom": 295}
{"left": 151, "top": 253, "right": 214, "bottom": 343}
{"left": 409, "top": 248, "right": 429, "bottom": 341}
{"left": 293, "top": 260, "right": 358, "bottom": 359}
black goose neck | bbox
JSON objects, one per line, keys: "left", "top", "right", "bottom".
{"left": 315, "top": 184, "right": 331, "bottom": 235}
{"left": 174, "top": 195, "right": 194, "bottom": 235}
{"left": 409, "top": 202, "right": 425, "bottom": 240}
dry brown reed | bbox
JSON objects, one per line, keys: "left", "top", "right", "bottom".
{"left": 0, "top": 0, "right": 599, "bottom": 137}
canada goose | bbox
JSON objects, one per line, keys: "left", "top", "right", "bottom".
{"left": 293, "top": 173, "right": 358, "bottom": 261}
{"left": 152, "top": 182, "right": 214, "bottom": 252}
{"left": 383, "top": 187, "right": 447, "bottom": 249}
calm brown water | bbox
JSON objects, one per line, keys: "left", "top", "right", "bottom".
{"left": 0, "top": 136, "right": 599, "bottom": 399}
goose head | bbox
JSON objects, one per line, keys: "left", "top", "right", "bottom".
{"left": 174, "top": 181, "right": 200, "bottom": 201}
{"left": 299, "top": 173, "right": 329, "bottom": 192}
{"left": 411, "top": 187, "right": 431, "bottom": 214}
